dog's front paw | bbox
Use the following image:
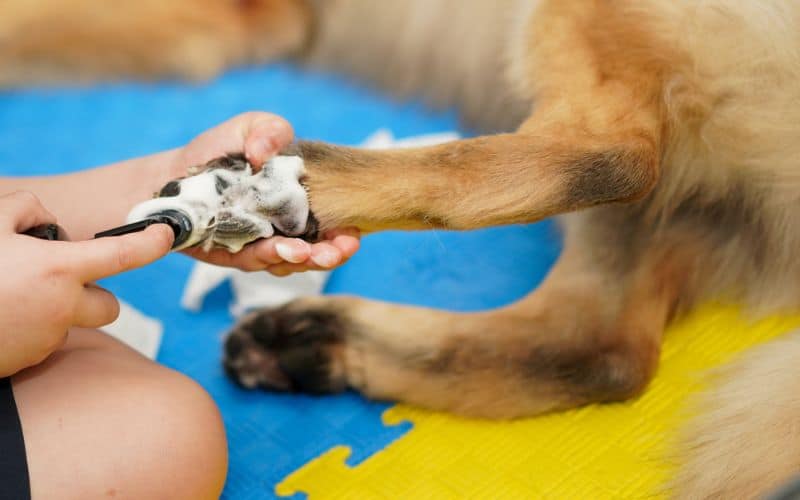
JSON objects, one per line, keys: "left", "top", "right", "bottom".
{"left": 222, "top": 299, "right": 350, "bottom": 394}
{"left": 128, "top": 153, "right": 318, "bottom": 252}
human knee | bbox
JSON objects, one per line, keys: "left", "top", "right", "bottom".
{"left": 136, "top": 368, "right": 228, "bottom": 498}
{"left": 17, "top": 337, "right": 228, "bottom": 499}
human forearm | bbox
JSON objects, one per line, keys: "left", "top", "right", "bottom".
{"left": 0, "top": 149, "right": 182, "bottom": 240}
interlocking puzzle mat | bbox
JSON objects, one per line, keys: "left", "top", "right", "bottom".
{"left": 2, "top": 65, "right": 796, "bottom": 499}
{"left": 278, "top": 304, "right": 800, "bottom": 499}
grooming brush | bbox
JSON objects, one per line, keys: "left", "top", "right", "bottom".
{"left": 23, "top": 210, "right": 193, "bottom": 250}
{"left": 94, "top": 209, "right": 194, "bottom": 249}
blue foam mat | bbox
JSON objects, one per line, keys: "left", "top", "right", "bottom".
{"left": 0, "top": 65, "right": 560, "bottom": 499}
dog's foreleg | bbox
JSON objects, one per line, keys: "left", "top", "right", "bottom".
{"left": 289, "top": 109, "right": 661, "bottom": 233}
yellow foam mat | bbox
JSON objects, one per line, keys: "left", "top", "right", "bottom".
{"left": 277, "top": 304, "right": 800, "bottom": 499}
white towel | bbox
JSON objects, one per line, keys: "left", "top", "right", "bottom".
{"left": 103, "top": 300, "right": 163, "bottom": 359}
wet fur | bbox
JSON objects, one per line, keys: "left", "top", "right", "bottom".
{"left": 4, "top": 1, "right": 800, "bottom": 498}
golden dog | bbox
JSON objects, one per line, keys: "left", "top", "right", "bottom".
{"left": 4, "top": 1, "right": 800, "bottom": 497}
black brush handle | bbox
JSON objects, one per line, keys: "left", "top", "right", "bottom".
{"left": 94, "top": 210, "right": 193, "bottom": 249}
{"left": 94, "top": 219, "right": 164, "bottom": 239}
{"left": 23, "top": 223, "right": 64, "bottom": 241}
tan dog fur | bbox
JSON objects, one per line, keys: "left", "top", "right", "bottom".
{"left": 3, "top": 1, "right": 800, "bottom": 497}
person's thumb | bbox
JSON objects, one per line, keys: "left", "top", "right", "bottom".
{"left": 0, "top": 191, "right": 57, "bottom": 233}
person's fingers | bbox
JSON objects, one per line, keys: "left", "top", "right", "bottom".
{"left": 184, "top": 236, "right": 313, "bottom": 270}
{"left": 264, "top": 230, "right": 360, "bottom": 275}
{"left": 329, "top": 233, "right": 361, "bottom": 259}
{"left": 182, "top": 226, "right": 356, "bottom": 273}
{"left": 73, "top": 284, "right": 121, "bottom": 328}
{"left": 265, "top": 264, "right": 293, "bottom": 277}
{"left": 69, "top": 224, "right": 174, "bottom": 281}
{"left": 322, "top": 227, "right": 361, "bottom": 258}
{"left": 181, "top": 246, "right": 241, "bottom": 269}
{"left": 202, "top": 241, "right": 356, "bottom": 274}
{"left": 309, "top": 241, "right": 344, "bottom": 268}
{"left": 186, "top": 243, "right": 265, "bottom": 270}
{"left": 244, "top": 116, "right": 294, "bottom": 169}
{"left": 181, "top": 112, "right": 294, "bottom": 170}
{"left": 265, "top": 252, "right": 350, "bottom": 275}
{"left": 192, "top": 236, "right": 355, "bottom": 276}
{"left": 272, "top": 237, "right": 312, "bottom": 264}
{"left": 266, "top": 262, "right": 314, "bottom": 277}
{"left": 0, "top": 191, "right": 57, "bottom": 233}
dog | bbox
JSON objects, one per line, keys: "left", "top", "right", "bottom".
{"left": 4, "top": 1, "right": 800, "bottom": 497}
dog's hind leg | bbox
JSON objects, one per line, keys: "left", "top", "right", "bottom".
{"left": 223, "top": 230, "right": 688, "bottom": 418}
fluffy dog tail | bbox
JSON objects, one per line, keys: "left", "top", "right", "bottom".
{"left": 674, "top": 331, "right": 800, "bottom": 499}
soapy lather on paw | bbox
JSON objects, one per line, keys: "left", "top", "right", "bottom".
{"left": 127, "top": 153, "right": 314, "bottom": 253}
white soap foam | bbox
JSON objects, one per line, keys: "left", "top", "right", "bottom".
{"left": 127, "top": 155, "right": 309, "bottom": 252}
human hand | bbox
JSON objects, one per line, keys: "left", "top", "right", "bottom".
{"left": 0, "top": 191, "right": 173, "bottom": 376}
{"left": 172, "top": 112, "right": 360, "bottom": 275}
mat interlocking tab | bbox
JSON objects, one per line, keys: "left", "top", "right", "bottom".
{"left": 277, "top": 304, "right": 800, "bottom": 499}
